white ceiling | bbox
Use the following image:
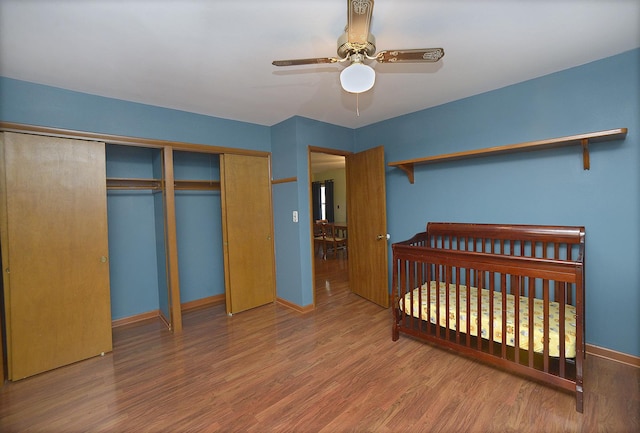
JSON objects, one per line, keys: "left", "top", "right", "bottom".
{"left": 311, "top": 152, "right": 345, "bottom": 174}
{"left": 1, "top": 1, "right": 638, "bottom": 129}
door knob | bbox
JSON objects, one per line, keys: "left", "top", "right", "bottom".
{"left": 377, "top": 234, "right": 390, "bottom": 240}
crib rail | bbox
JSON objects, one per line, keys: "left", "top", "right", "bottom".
{"left": 391, "top": 223, "right": 585, "bottom": 412}
{"left": 426, "top": 222, "right": 585, "bottom": 262}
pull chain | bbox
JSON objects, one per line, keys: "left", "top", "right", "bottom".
{"left": 356, "top": 93, "right": 360, "bottom": 117}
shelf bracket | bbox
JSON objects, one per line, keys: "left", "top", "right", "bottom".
{"left": 397, "top": 163, "right": 415, "bottom": 184}
{"left": 581, "top": 138, "right": 590, "bottom": 170}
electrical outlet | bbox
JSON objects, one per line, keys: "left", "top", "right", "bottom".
{"left": 292, "top": 211, "right": 298, "bottom": 223}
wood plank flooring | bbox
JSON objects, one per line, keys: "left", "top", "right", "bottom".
{"left": 1, "top": 255, "right": 638, "bottom": 432}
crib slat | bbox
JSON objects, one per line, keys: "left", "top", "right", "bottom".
{"left": 435, "top": 264, "right": 442, "bottom": 339}
{"left": 488, "top": 271, "right": 495, "bottom": 356}
{"left": 465, "top": 268, "right": 472, "bottom": 349}
{"left": 559, "top": 281, "right": 567, "bottom": 378}
{"left": 528, "top": 282, "right": 535, "bottom": 368}
{"left": 501, "top": 273, "right": 508, "bottom": 359}
{"left": 476, "top": 272, "right": 483, "bottom": 351}
{"left": 408, "top": 260, "right": 415, "bottom": 330}
{"left": 445, "top": 265, "right": 452, "bottom": 341}
{"left": 417, "top": 261, "right": 425, "bottom": 334}
{"left": 426, "top": 262, "right": 433, "bottom": 335}
{"left": 514, "top": 276, "right": 521, "bottom": 365}
{"left": 567, "top": 266, "right": 574, "bottom": 305}
{"left": 543, "top": 279, "right": 550, "bottom": 373}
{"left": 405, "top": 259, "right": 410, "bottom": 330}
{"left": 455, "top": 267, "right": 461, "bottom": 345}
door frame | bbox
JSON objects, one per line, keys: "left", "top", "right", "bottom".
{"left": 308, "top": 146, "right": 352, "bottom": 307}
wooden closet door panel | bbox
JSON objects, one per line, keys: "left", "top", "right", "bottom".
{"left": 221, "top": 154, "right": 275, "bottom": 314}
{"left": 2, "top": 132, "right": 112, "bottom": 379}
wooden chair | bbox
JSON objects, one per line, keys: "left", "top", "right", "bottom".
{"left": 314, "top": 220, "right": 329, "bottom": 258}
{"left": 323, "top": 223, "right": 347, "bottom": 258}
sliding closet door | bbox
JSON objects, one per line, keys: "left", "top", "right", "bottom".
{"left": 220, "top": 153, "right": 275, "bottom": 314}
{"left": 0, "top": 132, "right": 112, "bottom": 380}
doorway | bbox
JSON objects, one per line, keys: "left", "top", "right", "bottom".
{"left": 310, "top": 149, "right": 348, "bottom": 305}
{"left": 309, "top": 146, "right": 390, "bottom": 309}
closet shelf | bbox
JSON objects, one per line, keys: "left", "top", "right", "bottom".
{"left": 174, "top": 180, "right": 221, "bottom": 191}
{"left": 388, "top": 128, "right": 628, "bottom": 184}
{"left": 107, "top": 178, "right": 161, "bottom": 190}
{"left": 106, "top": 178, "right": 220, "bottom": 191}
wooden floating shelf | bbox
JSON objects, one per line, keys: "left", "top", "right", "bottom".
{"left": 388, "top": 128, "right": 628, "bottom": 184}
{"left": 107, "top": 178, "right": 220, "bottom": 191}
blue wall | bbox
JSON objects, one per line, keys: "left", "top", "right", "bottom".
{"left": 1, "top": 49, "right": 638, "bottom": 356}
{"left": 356, "top": 48, "right": 640, "bottom": 357}
{"left": 271, "top": 118, "right": 305, "bottom": 306}
{"left": 0, "top": 77, "right": 271, "bottom": 151}
{"left": 271, "top": 117, "right": 354, "bottom": 308}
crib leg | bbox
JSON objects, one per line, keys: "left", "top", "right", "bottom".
{"left": 576, "top": 349, "right": 584, "bottom": 413}
{"left": 392, "top": 307, "right": 400, "bottom": 341}
{"left": 392, "top": 316, "right": 400, "bottom": 341}
{"left": 392, "top": 325, "right": 399, "bottom": 341}
{"left": 576, "top": 384, "right": 584, "bottom": 413}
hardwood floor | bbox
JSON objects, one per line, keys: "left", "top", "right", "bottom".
{"left": 1, "top": 255, "right": 638, "bottom": 432}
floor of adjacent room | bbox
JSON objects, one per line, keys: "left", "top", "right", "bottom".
{"left": 0, "top": 254, "right": 638, "bottom": 432}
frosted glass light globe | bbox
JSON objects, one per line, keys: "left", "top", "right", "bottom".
{"left": 340, "top": 62, "right": 375, "bottom": 93}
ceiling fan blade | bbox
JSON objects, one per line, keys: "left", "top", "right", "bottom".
{"left": 347, "top": 0, "right": 374, "bottom": 47}
{"left": 272, "top": 57, "right": 339, "bottom": 67}
{"left": 377, "top": 48, "right": 445, "bottom": 63}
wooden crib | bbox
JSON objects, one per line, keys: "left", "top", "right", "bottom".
{"left": 391, "top": 223, "right": 586, "bottom": 412}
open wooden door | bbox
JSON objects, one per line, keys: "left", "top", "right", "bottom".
{"left": 0, "top": 132, "right": 112, "bottom": 380}
{"left": 220, "top": 153, "right": 276, "bottom": 314}
{"left": 346, "top": 146, "right": 389, "bottom": 308}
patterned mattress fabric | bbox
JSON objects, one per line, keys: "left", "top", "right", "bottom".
{"left": 400, "top": 281, "right": 577, "bottom": 358}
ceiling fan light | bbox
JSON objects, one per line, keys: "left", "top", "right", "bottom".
{"left": 340, "top": 62, "right": 375, "bottom": 93}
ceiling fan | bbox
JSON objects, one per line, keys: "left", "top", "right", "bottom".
{"left": 272, "top": 0, "right": 445, "bottom": 94}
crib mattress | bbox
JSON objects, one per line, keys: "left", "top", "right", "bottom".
{"left": 401, "top": 281, "right": 577, "bottom": 358}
